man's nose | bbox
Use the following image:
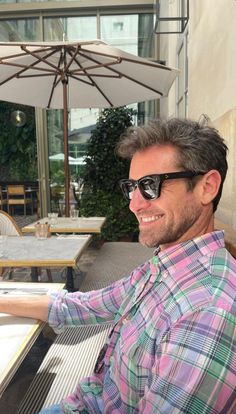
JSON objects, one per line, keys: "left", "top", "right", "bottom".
{"left": 129, "top": 187, "right": 151, "bottom": 213}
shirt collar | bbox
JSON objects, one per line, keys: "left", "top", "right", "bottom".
{"left": 151, "top": 230, "right": 225, "bottom": 274}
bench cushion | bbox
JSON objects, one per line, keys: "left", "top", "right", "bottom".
{"left": 16, "top": 324, "right": 112, "bottom": 414}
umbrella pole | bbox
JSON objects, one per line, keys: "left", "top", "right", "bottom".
{"left": 63, "top": 79, "right": 70, "bottom": 217}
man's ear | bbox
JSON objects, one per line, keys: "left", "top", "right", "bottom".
{"left": 199, "top": 170, "right": 222, "bottom": 206}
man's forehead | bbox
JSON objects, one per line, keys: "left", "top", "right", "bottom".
{"left": 129, "top": 145, "right": 179, "bottom": 176}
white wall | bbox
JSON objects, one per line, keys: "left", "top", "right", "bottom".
{"left": 188, "top": 0, "right": 236, "bottom": 121}
{"left": 159, "top": 0, "right": 236, "bottom": 227}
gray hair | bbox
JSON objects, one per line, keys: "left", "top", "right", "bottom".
{"left": 116, "top": 118, "right": 228, "bottom": 212}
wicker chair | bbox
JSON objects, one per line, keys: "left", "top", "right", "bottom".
{"left": 0, "top": 210, "right": 52, "bottom": 281}
{"left": 0, "top": 209, "right": 22, "bottom": 236}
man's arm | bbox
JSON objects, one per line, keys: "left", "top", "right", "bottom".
{"left": 0, "top": 295, "right": 49, "bottom": 321}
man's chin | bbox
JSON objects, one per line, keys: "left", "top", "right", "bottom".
{"left": 139, "top": 232, "right": 159, "bottom": 248}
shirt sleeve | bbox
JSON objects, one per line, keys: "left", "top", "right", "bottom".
{"left": 48, "top": 274, "right": 135, "bottom": 333}
{"left": 134, "top": 308, "right": 236, "bottom": 413}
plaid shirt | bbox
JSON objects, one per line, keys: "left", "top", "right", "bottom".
{"left": 49, "top": 231, "right": 236, "bottom": 413}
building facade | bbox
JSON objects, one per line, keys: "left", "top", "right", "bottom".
{"left": 1, "top": 0, "right": 235, "bottom": 229}
{"left": 158, "top": 0, "right": 236, "bottom": 227}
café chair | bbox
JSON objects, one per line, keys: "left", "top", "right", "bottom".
{"left": 0, "top": 210, "right": 52, "bottom": 282}
{"left": 7, "top": 184, "right": 34, "bottom": 216}
{"left": 0, "top": 209, "right": 22, "bottom": 236}
{"left": 0, "top": 186, "right": 7, "bottom": 211}
{"left": 0, "top": 210, "right": 23, "bottom": 279}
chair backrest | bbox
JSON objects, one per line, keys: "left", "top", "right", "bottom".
{"left": 0, "top": 186, "right": 6, "bottom": 204}
{"left": 7, "top": 185, "right": 25, "bottom": 196}
{"left": 0, "top": 210, "right": 22, "bottom": 236}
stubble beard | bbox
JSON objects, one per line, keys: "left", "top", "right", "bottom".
{"left": 138, "top": 203, "right": 202, "bottom": 249}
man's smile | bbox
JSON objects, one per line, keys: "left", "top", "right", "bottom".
{"left": 138, "top": 214, "right": 164, "bottom": 224}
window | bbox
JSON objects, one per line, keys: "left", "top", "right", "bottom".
{"left": 100, "top": 14, "right": 154, "bottom": 58}
{"left": 0, "top": 18, "right": 39, "bottom": 41}
{"left": 43, "top": 16, "right": 97, "bottom": 42}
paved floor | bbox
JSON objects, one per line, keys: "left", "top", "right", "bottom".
{"left": 0, "top": 214, "right": 100, "bottom": 413}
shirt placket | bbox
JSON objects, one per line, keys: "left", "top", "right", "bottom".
{"left": 94, "top": 262, "right": 161, "bottom": 374}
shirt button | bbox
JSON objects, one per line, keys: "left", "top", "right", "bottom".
{"left": 162, "top": 271, "right": 169, "bottom": 279}
{"left": 123, "top": 315, "right": 131, "bottom": 324}
{"left": 90, "top": 383, "right": 97, "bottom": 389}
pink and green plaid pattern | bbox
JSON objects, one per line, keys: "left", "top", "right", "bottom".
{"left": 49, "top": 231, "right": 236, "bottom": 413}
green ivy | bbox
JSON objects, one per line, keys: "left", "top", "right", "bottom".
{"left": 80, "top": 107, "right": 139, "bottom": 241}
{"left": 0, "top": 101, "right": 37, "bottom": 181}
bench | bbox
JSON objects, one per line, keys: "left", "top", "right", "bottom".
{"left": 16, "top": 324, "right": 112, "bottom": 414}
{"left": 16, "top": 242, "right": 153, "bottom": 413}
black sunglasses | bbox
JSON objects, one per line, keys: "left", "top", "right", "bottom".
{"left": 119, "top": 171, "right": 205, "bottom": 201}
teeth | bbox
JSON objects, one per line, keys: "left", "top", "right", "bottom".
{"left": 141, "top": 215, "right": 162, "bottom": 223}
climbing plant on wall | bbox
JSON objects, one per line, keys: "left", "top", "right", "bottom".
{"left": 0, "top": 101, "right": 37, "bottom": 181}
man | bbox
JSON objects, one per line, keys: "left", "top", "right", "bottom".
{"left": 0, "top": 118, "right": 235, "bottom": 413}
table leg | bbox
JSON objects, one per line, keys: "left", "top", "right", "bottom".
{"left": 31, "top": 267, "right": 39, "bottom": 282}
{"left": 66, "top": 267, "right": 74, "bottom": 292}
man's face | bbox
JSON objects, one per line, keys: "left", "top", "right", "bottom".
{"left": 129, "top": 144, "right": 205, "bottom": 249}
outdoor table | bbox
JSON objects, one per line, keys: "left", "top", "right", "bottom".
{"left": 0, "top": 282, "right": 64, "bottom": 397}
{"left": 22, "top": 216, "right": 106, "bottom": 234}
{"left": 0, "top": 235, "right": 92, "bottom": 291}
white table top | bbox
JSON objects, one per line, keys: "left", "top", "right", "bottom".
{"left": 22, "top": 216, "right": 106, "bottom": 234}
{"left": 0, "top": 282, "right": 64, "bottom": 396}
{"left": 0, "top": 234, "right": 92, "bottom": 267}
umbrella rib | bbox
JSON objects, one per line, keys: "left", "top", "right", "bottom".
{"left": 46, "top": 48, "right": 78, "bottom": 108}
{"left": 103, "top": 65, "right": 164, "bottom": 96}
{"left": 0, "top": 47, "right": 60, "bottom": 80}
{"left": 21, "top": 45, "right": 62, "bottom": 72}
{"left": 71, "top": 50, "right": 164, "bottom": 97}
{"left": 0, "top": 60, "right": 57, "bottom": 86}
{"left": 47, "top": 49, "right": 64, "bottom": 108}
{"left": 0, "top": 44, "right": 59, "bottom": 61}
{"left": 0, "top": 46, "right": 64, "bottom": 90}
{"left": 17, "top": 73, "right": 57, "bottom": 78}
{"left": 69, "top": 73, "right": 119, "bottom": 82}
{"left": 67, "top": 49, "right": 114, "bottom": 106}
{"left": 80, "top": 47, "right": 172, "bottom": 71}
{"left": 64, "top": 44, "right": 80, "bottom": 73}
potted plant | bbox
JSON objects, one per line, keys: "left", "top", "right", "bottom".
{"left": 80, "top": 106, "right": 138, "bottom": 242}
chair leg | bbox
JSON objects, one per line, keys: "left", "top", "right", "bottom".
{"left": 46, "top": 269, "right": 53, "bottom": 282}
{"left": 8, "top": 269, "right": 13, "bottom": 279}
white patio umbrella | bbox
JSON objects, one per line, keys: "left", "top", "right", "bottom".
{"left": 0, "top": 40, "right": 178, "bottom": 216}
{"left": 49, "top": 153, "right": 75, "bottom": 162}
{"left": 69, "top": 156, "right": 87, "bottom": 165}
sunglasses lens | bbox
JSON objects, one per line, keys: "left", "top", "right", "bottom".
{"left": 120, "top": 176, "right": 160, "bottom": 200}
{"left": 140, "top": 177, "right": 159, "bottom": 199}
{"left": 120, "top": 181, "right": 135, "bottom": 200}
